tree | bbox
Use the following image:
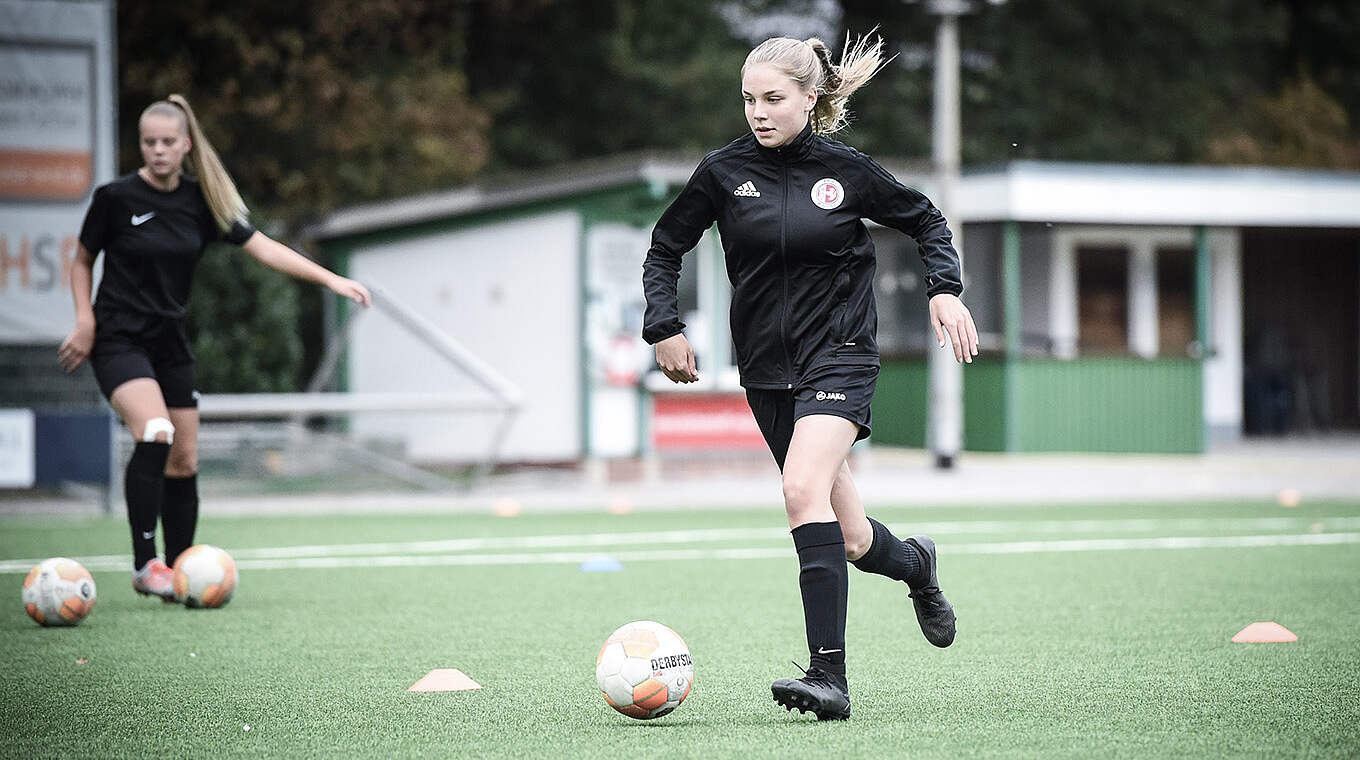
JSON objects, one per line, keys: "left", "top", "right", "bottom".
{"left": 118, "top": 1, "right": 490, "bottom": 391}
{"left": 464, "top": 0, "right": 749, "bottom": 169}
{"left": 839, "top": 0, "right": 1357, "bottom": 169}
{"left": 119, "top": 0, "right": 489, "bottom": 225}
{"left": 187, "top": 244, "right": 301, "bottom": 394}
{"left": 1206, "top": 73, "right": 1360, "bottom": 168}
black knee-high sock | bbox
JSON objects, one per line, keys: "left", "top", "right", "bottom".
{"left": 125, "top": 442, "right": 170, "bottom": 570}
{"left": 162, "top": 474, "right": 199, "bottom": 569}
{"left": 791, "top": 521, "right": 848, "bottom": 675}
{"left": 850, "top": 516, "right": 925, "bottom": 587}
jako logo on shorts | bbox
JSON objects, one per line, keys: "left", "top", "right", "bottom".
{"left": 815, "top": 390, "right": 847, "bottom": 402}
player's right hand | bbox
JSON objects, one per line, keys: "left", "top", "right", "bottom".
{"left": 328, "top": 275, "right": 372, "bottom": 307}
{"left": 57, "top": 320, "right": 95, "bottom": 372}
{"left": 655, "top": 333, "right": 698, "bottom": 384}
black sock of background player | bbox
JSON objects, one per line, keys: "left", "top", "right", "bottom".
{"left": 791, "top": 521, "right": 848, "bottom": 676}
{"left": 125, "top": 442, "right": 170, "bottom": 570}
{"left": 162, "top": 474, "right": 199, "bottom": 569}
{"left": 850, "top": 516, "right": 925, "bottom": 587}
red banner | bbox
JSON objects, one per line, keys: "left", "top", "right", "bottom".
{"left": 651, "top": 394, "right": 767, "bottom": 451}
{"left": 0, "top": 150, "right": 92, "bottom": 200}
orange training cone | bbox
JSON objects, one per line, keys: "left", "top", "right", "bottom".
{"left": 408, "top": 668, "right": 484, "bottom": 692}
{"left": 1231, "top": 622, "right": 1298, "bottom": 643}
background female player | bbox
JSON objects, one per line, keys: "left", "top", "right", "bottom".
{"left": 57, "top": 95, "right": 371, "bottom": 600}
{"left": 642, "top": 34, "right": 979, "bottom": 720}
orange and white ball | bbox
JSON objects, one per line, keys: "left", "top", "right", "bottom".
{"left": 595, "top": 620, "right": 693, "bottom": 720}
{"left": 172, "top": 545, "right": 238, "bottom": 608}
{"left": 22, "top": 558, "right": 97, "bottom": 626}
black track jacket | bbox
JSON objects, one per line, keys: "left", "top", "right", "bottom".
{"left": 642, "top": 124, "right": 963, "bottom": 390}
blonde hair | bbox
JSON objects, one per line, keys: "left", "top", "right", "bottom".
{"left": 140, "top": 95, "right": 248, "bottom": 232}
{"left": 741, "top": 31, "right": 888, "bottom": 135}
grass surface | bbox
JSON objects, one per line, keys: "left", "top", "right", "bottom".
{"left": 2, "top": 500, "right": 1358, "bottom": 758}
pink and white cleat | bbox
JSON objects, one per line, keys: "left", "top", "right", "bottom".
{"left": 132, "top": 557, "right": 176, "bottom": 601}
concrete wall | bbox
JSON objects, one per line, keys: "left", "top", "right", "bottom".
{"left": 1205, "top": 228, "right": 1243, "bottom": 441}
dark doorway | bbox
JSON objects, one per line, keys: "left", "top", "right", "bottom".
{"left": 1077, "top": 246, "right": 1128, "bottom": 355}
{"left": 1242, "top": 228, "right": 1360, "bottom": 434}
{"left": 1157, "top": 247, "right": 1194, "bottom": 357}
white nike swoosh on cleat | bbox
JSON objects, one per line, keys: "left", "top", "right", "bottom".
{"left": 131, "top": 212, "right": 155, "bottom": 225}
{"left": 141, "top": 531, "right": 155, "bottom": 539}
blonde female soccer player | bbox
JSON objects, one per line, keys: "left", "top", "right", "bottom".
{"left": 58, "top": 95, "right": 370, "bottom": 600}
{"left": 642, "top": 34, "right": 978, "bottom": 720}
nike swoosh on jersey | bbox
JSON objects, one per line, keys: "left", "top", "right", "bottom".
{"left": 131, "top": 212, "right": 155, "bottom": 226}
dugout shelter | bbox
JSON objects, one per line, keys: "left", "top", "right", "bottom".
{"left": 308, "top": 159, "right": 1360, "bottom": 462}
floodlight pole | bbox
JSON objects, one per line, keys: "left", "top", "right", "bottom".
{"left": 925, "top": 0, "right": 969, "bottom": 469}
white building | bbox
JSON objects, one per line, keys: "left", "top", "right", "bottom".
{"left": 308, "top": 159, "right": 1360, "bottom": 462}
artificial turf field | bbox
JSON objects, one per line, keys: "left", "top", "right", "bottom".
{"left": 2, "top": 499, "right": 1358, "bottom": 758}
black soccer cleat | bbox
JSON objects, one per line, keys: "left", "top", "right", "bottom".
{"left": 905, "top": 534, "right": 956, "bottom": 648}
{"left": 771, "top": 666, "right": 851, "bottom": 721}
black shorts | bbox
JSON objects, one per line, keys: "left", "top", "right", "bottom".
{"left": 745, "top": 364, "right": 878, "bottom": 469}
{"left": 88, "top": 307, "right": 198, "bottom": 408}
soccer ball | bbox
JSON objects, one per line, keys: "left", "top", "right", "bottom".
{"left": 172, "top": 545, "right": 238, "bottom": 608}
{"left": 595, "top": 620, "right": 694, "bottom": 719}
{"left": 22, "top": 558, "right": 97, "bottom": 626}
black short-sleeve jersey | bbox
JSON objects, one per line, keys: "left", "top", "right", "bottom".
{"left": 79, "top": 172, "right": 256, "bottom": 319}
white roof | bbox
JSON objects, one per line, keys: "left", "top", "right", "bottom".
{"left": 309, "top": 158, "right": 1360, "bottom": 242}
{"left": 959, "top": 161, "right": 1360, "bottom": 227}
{"left": 306, "top": 151, "right": 934, "bottom": 242}
{"left": 308, "top": 154, "right": 696, "bottom": 241}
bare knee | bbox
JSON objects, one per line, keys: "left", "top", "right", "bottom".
{"left": 831, "top": 469, "right": 872, "bottom": 558}
{"left": 165, "top": 449, "right": 197, "bottom": 478}
{"left": 781, "top": 473, "right": 809, "bottom": 509}
{"left": 842, "top": 522, "right": 873, "bottom": 560}
{"left": 782, "top": 473, "right": 827, "bottom": 523}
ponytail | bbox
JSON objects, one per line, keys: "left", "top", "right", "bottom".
{"left": 142, "top": 95, "right": 248, "bottom": 232}
{"left": 805, "top": 32, "right": 888, "bottom": 135}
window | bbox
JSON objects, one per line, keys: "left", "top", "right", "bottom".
{"left": 870, "top": 229, "right": 931, "bottom": 356}
{"left": 1077, "top": 246, "right": 1128, "bottom": 355}
{"left": 1157, "top": 247, "right": 1194, "bottom": 356}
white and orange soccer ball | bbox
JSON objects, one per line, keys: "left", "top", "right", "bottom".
{"left": 595, "top": 620, "right": 694, "bottom": 720}
{"left": 172, "top": 545, "right": 238, "bottom": 608}
{"left": 22, "top": 557, "right": 97, "bottom": 626}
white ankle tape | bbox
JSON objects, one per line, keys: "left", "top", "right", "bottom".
{"left": 142, "top": 417, "right": 175, "bottom": 444}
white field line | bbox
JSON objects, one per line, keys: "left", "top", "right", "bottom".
{"left": 7, "top": 515, "right": 1359, "bottom": 571}
{"left": 3, "top": 531, "right": 1358, "bottom": 574}
{"left": 222, "top": 516, "right": 1360, "bottom": 559}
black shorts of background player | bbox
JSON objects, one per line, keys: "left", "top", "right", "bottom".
{"left": 642, "top": 34, "right": 980, "bottom": 720}
{"left": 57, "top": 95, "right": 372, "bottom": 600}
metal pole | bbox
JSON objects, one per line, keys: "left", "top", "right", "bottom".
{"left": 1194, "top": 226, "right": 1211, "bottom": 354}
{"left": 1193, "top": 225, "right": 1211, "bottom": 453}
{"left": 1003, "top": 220, "right": 1021, "bottom": 452}
{"left": 105, "top": 407, "right": 119, "bottom": 515}
{"left": 927, "top": 1, "right": 966, "bottom": 468}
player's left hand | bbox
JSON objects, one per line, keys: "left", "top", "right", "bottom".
{"left": 929, "top": 293, "right": 979, "bottom": 364}
{"left": 329, "top": 276, "right": 372, "bottom": 307}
